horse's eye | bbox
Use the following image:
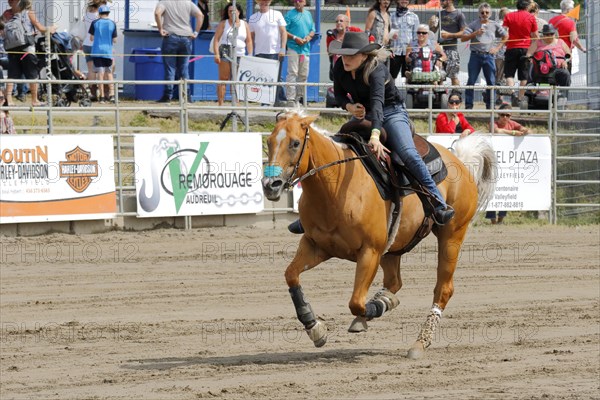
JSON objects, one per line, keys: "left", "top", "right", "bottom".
{"left": 290, "top": 140, "right": 301, "bottom": 149}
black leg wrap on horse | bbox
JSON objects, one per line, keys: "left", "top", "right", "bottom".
{"left": 365, "top": 299, "right": 386, "bottom": 319}
{"left": 289, "top": 286, "right": 316, "bottom": 329}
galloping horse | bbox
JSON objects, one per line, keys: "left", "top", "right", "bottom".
{"left": 262, "top": 111, "right": 496, "bottom": 359}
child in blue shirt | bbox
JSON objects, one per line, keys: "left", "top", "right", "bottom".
{"left": 89, "top": 5, "right": 117, "bottom": 102}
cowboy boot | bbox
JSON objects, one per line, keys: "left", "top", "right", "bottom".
{"left": 288, "top": 219, "right": 304, "bottom": 234}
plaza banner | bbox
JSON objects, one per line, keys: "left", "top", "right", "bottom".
{"left": 0, "top": 135, "right": 116, "bottom": 223}
{"left": 134, "top": 133, "right": 264, "bottom": 217}
{"left": 236, "top": 56, "right": 279, "bottom": 105}
{"left": 427, "top": 135, "right": 552, "bottom": 211}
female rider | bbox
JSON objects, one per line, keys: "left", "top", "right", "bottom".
{"left": 330, "top": 32, "right": 454, "bottom": 226}
{"left": 288, "top": 32, "right": 454, "bottom": 234}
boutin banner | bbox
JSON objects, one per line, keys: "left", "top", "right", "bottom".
{"left": 0, "top": 135, "right": 116, "bottom": 223}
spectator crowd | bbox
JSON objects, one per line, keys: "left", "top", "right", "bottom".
{"left": 0, "top": 0, "right": 586, "bottom": 110}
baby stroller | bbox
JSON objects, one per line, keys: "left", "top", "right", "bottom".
{"left": 521, "top": 50, "right": 569, "bottom": 110}
{"left": 36, "top": 32, "right": 92, "bottom": 107}
{"left": 404, "top": 46, "right": 448, "bottom": 109}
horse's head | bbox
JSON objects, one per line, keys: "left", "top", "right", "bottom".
{"left": 262, "top": 112, "right": 318, "bottom": 201}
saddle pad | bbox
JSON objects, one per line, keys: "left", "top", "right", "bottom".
{"left": 332, "top": 133, "right": 447, "bottom": 200}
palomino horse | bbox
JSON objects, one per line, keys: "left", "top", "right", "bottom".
{"left": 262, "top": 112, "right": 496, "bottom": 359}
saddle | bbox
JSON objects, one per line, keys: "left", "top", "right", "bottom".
{"left": 332, "top": 119, "right": 448, "bottom": 255}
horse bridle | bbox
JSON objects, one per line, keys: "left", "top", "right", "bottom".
{"left": 284, "top": 127, "right": 369, "bottom": 189}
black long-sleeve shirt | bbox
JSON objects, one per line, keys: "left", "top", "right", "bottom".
{"left": 332, "top": 58, "right": 403, "bottom": 131}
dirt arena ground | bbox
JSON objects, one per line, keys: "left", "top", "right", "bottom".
{"left": 1, "top": 223, "right": 598, "bottom": 399}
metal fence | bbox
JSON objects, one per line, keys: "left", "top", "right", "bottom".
{"left": 3, "top": 78, "right": 599, "bottom": 224}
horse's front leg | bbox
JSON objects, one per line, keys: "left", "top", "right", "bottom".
{"left": 285, "top": 236, "right": 331, "bottom": 347}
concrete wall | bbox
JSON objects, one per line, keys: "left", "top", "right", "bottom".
{"left": 0, "top": 192, "right": 295, "bottom": 237}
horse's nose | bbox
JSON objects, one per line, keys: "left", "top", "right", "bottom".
{"left": 262, "top": 177, "right": 284, "bottom": 201}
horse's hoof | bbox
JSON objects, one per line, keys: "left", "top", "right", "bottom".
{"left": 407, "top": 342, "right": 425, "bottom": 360}
{"left": 348, "top": 316, "right": 368, "bottom": 333}
{"left": 307, "top": 320, "right": 327, "bottom": 348}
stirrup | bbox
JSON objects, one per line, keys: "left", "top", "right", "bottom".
{"left": 433, "top": 206, "right": 455, "bottom": 226}
{"left": 288, "top": 219, "right": 304, "bottom": 234}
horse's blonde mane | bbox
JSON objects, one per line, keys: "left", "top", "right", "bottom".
{"left": 282, "top": 109, "right": 345, "bottom": 147}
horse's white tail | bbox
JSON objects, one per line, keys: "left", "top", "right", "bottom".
{"left": 453, "top": 134, "right": 498, "bottom": 212}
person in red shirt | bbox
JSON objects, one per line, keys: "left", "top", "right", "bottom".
{"left": 327, "top": 14, "right": 361, "bottom": 80}
{"left": 485, "top": 102, "right": 530, "bottom": 224}
{"left": 435, "top": 92, "right": 475, "bottom": 138}
{"left": 548, "top": 0, "right": 586, "bottom": 58}
{"left": 502, "top": 0, "right": 538, "bottom": 103}
{"left": 490, "top": 103, "right": 530, "bottom": 136}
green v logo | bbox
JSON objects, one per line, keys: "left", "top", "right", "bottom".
{"left": 166, "top": 142, "right": 209, "bottom": 213}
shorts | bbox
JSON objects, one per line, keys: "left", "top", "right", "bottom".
{"left": 444, "top": 48, "right": 460, "bottom": 79}
{"left": 83, "top": 45, "right": 93, "bottom": 63}
{"left": 7, "top": 53, "right": 39, "bottom": 79}
{"left": 93, "top": 57, "right": 113, "bottom": 73}
{"left": 504, "top": 48, "right": 530, "bottom": 82}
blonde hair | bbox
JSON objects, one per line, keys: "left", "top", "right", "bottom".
{"left": 362, "top": 47, "right": 391, "bottom": 85}
{"left": 18, "top": 0, "right": 32, "bottom": 11}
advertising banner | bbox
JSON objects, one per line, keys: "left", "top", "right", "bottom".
{"left": 0, "top": 135, "right": 116, "bottom": 223}
{"left": 134, "top": 133, "right": 264, "bottom": 217}
{"left": 427, "top": 135, "right": 552, "bottom": 211}
{"left": 235, "top": 56, "right": 279, "bottom": 105}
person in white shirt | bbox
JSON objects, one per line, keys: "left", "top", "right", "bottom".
{"left": 248, "top": 0, "right": 287, "bottom": 106}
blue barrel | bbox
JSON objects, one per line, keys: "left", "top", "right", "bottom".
{"left": 129, "top": 48, "right": 164, "bottom": 101}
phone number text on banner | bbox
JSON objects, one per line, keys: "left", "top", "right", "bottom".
{"left": 428, "top": 134, "right": 551, "bottom": 211}
{"left": 0, "top": 135, "right": 116, "bottom": 223}
{"left": 134, "top": 133, "right": 264, "bottom": 217}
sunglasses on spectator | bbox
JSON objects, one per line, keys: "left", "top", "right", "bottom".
{"left": 448, "top": 99, "right": 461, "bottom": 105}
{"left": 480, "top": 11, "right": 490, "bottom": 15}
{"left": 500, "top": 113, "right": 511, "bottom": 117}
{"left": 417, "top": 31, "right": 428, "bottom": 35}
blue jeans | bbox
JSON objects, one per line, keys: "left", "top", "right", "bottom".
{"left": 256, "top": 53, "right": 287, "bottom": 103}
{"left": 485, "top": 211, "right": 507, "bottom": 220}
{"left": 466, "top": 52, "right": 496, "bottom": 109}
{"left": 161, "top": 34, "right": 192, "bottom": 99}
{"left": 382, "top": 104, "right": 447, "bottom": 209}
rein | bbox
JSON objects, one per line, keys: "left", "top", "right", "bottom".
{"left": 284, "top": 128, "right": 369, "bottom": 189}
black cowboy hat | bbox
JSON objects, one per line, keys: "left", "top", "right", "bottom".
{"left": 541, "top": 24, "right": 557, "bottom": 36}
{"left": 329, "top": 32, "right": 381, "bottom": 56}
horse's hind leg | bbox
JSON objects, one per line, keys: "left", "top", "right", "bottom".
{"left": 407, "top": 226, "right": 468, "bottom": 360}
{"left": 349, "top": 254, "right": 402, "bottom": 333}
{"left": 285, "top": 236, "right": 331, "bottom": 347}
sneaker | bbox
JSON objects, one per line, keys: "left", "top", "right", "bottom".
{"left": 156, "top": 96, "right": 171, "bottom": 103}
{"left": 108, "top": 96, "right": 115, "bottom": 103}
{"left": 433, "top": 206, "right": 455, "bottom": 226}
{"left": 15, "top": 94, "right": 26, "bottom": 102}
{"left": 287, "top": 219, "right": 304, "bottom": 234}
{"left": 273, "top": 100, "right": 288, "bottom": 107}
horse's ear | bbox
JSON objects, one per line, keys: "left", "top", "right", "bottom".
{"left": 300, "top": 115, "right": 318, "bottom": 130}
{"left": 275, "top": 111, "right": 287, "bottom": 123}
